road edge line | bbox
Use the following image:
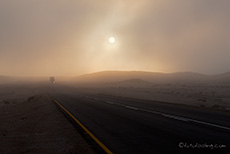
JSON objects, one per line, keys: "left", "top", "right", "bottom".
{"left": 46, "top": 93, "right": 113, "bottom": 154}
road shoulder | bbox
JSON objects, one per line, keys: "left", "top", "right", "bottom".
{"left": 0, "top": 92, "right": 96, "bottom": 154}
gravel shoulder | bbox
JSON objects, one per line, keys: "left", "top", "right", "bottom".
{"left": 0, "top": 84, "right": 96, "bottom": 154}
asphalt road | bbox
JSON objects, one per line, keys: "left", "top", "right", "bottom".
{"left": 47, "top": 84, "right": 230, "bottom": 154}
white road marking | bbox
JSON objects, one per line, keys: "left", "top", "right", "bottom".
{"left": 187, "top": 118, "right": 230, "bottom": 131}
{"left": 103, "top": 99, "right": 230, "bottom": 131}
{"left": 125, "top": 106, "right": 139, "bottom": 110}
{"left": 138, "top": 108, "right": 163, "bottom": 115}
{"left": 162, "top": 114, "right": 189, "bottom": 122}
{"left": 106, "top": 101, "right": 115, "bottom": 105}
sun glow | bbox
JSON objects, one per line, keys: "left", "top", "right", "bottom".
{"left": 109, "top": 37, "right": 115, "bottom": 44}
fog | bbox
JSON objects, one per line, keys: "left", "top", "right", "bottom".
{"left": 0, "top": 0, "right": 229, "bottom": 76}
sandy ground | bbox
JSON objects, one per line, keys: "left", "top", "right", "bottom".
{"left": 101, "top": 86, "right": 230, "bottom": 110}
{"left": 73, "top": 83, "right": 230, "bottom": 111}
{"left": 0, "top": 84, "right": 96, "bottom": 154}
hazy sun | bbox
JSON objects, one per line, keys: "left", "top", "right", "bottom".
{"left": 109, "top": 37, "right": 115, "bottom": 44}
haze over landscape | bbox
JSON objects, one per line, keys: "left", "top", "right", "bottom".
{"left": 0, "top": 0, "right": 230, "bottom": 76}
{"left": 0, "top": 1, "right": 230, "bottom": 154}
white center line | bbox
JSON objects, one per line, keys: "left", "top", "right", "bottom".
{"left": 106, "top": 101, "right": 115, "bottom": 105}
{"left": 104, "top": 99, "right": 230, "bottom": 131}
{"left": 125, "top": 106, "right": 139, "bottom": 110}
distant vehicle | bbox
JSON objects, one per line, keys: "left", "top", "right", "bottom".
{"left": 50, "top": 77, "right": 55, "bottom": 84}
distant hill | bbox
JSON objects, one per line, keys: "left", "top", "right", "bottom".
{"left": 74, "top": 71, "right": 208, "bottom": 84}
{"left": 210, "top": 71, "right": 230, "bottom": 85}
{"left": 74, "top": 71, "right": 164, "bottom": 83}
{"left": 215, "top": 71, "right": 230, "bottom": 77}
{"left": 107, "top": 78, "right": 154, "bottom": 88}
{"left": 0, "top": 76, "right": 11, "bottom": 84}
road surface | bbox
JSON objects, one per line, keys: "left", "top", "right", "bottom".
{"left": 47, "top": 84, "right": 230, "bottom": 154}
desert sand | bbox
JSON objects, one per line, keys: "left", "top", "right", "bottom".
{"left": 69, "top": 71, "right": 230, "bottom": 111}
{"left": 92, "top": 84, "right": 230, "bottom": 110}
{"left": 0, "top": 83, "right": 96, "bottom": 154}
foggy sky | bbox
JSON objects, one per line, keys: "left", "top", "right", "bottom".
{"left": 0, "top": 0, "right": 229, "bottom": 76}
